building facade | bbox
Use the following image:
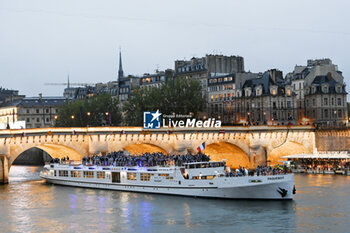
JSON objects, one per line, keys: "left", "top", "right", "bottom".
{"left": 0, "top": 95, "right": 65, "bottom": 129}
{"left": 286, "top": 59, "right": 348, "bottom": 126}
{"left": 208, "top": 70, "right": 297, "bottom": 125}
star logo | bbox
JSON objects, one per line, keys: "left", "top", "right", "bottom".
{"left": 143, "top": 110, "right": 162, "bottom": 129}
{"left": 150, "top": 110, "right": 161, "bottom": 122}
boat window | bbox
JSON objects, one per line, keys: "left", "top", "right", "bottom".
{"left": 189, "top": 164, "right": 195, "bottom": 169}
{"left": 140, "top": 173, "right": 151, "bottom": 181}
{"left": 196, "top": 164, "right": 201, "bottom": 168}
{"left": 127, "top": 172, "right": 137, "bottom": 181}
{"left": 83, "top": 171, "right": 94, "bottom": 178}
{"left": 59, "top": 170, "right": 68, "bottom": 177}
{"left": 71, "top": 171, "right": 81, "bottom": 177}
{"left": 54, "top": 170, "right": 56, "bottom": 176}
{"left": 96, "top": 171, "right": 105, "bottom": 179}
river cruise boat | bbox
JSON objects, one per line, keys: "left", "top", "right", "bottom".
{"left": 40, "top": 161, "right": 295, "bottom": 199}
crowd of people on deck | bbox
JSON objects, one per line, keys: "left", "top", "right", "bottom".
{"left": 223, "top": 165, "right": 288, "bottom": 177}
{"left": 80, "top": 151, "right": 210, "bottom": 167}
{"left": 50, "top": 151, "right": 289, "bottom": 176}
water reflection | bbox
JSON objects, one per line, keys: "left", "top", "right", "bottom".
{"left": 1, "top": 167, "right": 350, "bottom": 232}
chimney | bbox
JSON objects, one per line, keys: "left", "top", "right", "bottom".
{"left": 39, "top": 93, "right": 43, "bottom": 101}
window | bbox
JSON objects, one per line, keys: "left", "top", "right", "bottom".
{"left": 287, "top": 101, "right": 291, "bottom": 108}
{"left": 83, "top": 171, "right": 94, "bottom": 178}
{"left": 26, "top": 109, "right": 30, "bottom": 114}
{"left": 97, "top": 171, "right": 105, "bottom": 179}
{"left": 36, "top": 118, "right": 40, "bottom": 123}
{"left": 140, "top": 173, "right": 152, "bottom": 181}
{"left": 59, "top": 170, "right": 68, "bottom": 177}
{"left": 338, "top": 110, "right": 342, "bottom": 118}
{"left": 127, "top": 172, "right": 137, "bottom": 180}
{"left": 26, "top": 118, "right": 30, "bottom": 123}
{"left": 337, "top": 98, "right": 342, "bottom": 106}
{"left": 312, "top": 99, "right": 315, "bottom": 106}
{"left": 324, "top": 109, "right": 328, "bottom": 118}
{"left": 299, "top": 83, "right": 301, "bottom": 89}
{"left": 211, "top": 95, "right": 214, "bottom": 101}
{"left": 71, "top": 171, "right": 81, "bottom": 177}
{"left": 158, "top": 173, "right": 172, "bottom": 179}
{"left": 272, "top": 89, "right": 277, "bottom": 95}
{"left": 46, "top": 109, "right": 49, "bottom": 113}
{"left": 323, "top": 98, "right": 328, "bottom": 105}
{"left": 36, "top": 109, "right": 39, "bottom": 114}
{"left": 46, "top": 118, "right": 50, "bottom": 122}
{"left": 286, "top": 89, "right": 291, "bottom": 96}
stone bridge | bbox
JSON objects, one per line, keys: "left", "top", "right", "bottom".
{"left": 0, "top": 126, "right": 319, "bottom": 183}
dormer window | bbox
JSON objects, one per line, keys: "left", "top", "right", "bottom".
{"left": 312, "top": 87, "right": 316, "bottom": 93}
{"left": 323, "top": 86, "right": 328, "bottom": 93}
{"left": 286, "top": 89, "right": 291, "bottom": 96}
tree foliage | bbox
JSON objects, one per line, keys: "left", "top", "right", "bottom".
{"left": 55, "top": 94, "right": 122, "bottom": 127}
{"left": 123, "top": 79, "right": 205, "bottom": 126}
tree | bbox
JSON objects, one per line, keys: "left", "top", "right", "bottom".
{"left": 123, "top": 78, "right": 205, "bottom": 126}
{"left": 55, "top": 94, "right": 122, "bottom": 127}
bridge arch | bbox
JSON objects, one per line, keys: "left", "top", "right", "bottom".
{"left": 11, "top": 144, "right": 84, "bottom": 166}
{"left": 123, "top": 143, "right": 168, "bottom": 155}
{"left": 268, "top": 141, "right": 311, "bottom": 165}
{"left": 205, "top": 142, "right": 251, "bottom": 169}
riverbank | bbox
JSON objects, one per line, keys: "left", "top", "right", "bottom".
{"left": 292, "top": 168, "right": 350, "bottom": 175}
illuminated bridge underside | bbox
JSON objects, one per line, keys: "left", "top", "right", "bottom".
{"left": 205, "top": 142, "right": 251, "bottom": 169}
{"left": 35, "top": 144, "right": 83, "bottom": 161}
{"left": 268, "top": 141, "right": 310, "bottom": 165}
{"left": 124, "top": 143, "right": 167, "bottom": 155}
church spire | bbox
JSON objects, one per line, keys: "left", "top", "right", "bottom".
{"left": 67, "top": 73, "right": 70, "bottom": 88}
{"left": 118, "top": 48, "right": 124, "bottom": 81}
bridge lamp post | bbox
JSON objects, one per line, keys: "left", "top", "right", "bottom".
{"left": 87, "top": 112, "right": 91, "bottom": 116}
{"left": 54, "top": 116, "right": 58, "bottom": 120}
{"left": 71, "top": 115, "right": 75, "bottom": 119}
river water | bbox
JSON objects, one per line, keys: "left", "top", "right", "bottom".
{"left": 1, "top": 166, "right": 350, "bottom": 233}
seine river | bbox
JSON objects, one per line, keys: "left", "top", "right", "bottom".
{"left": 1, "top": 166, "right": 350, "bottom": 233}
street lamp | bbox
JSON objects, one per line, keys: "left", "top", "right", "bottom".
{"left": 105, "top": 112, "right": 109, "bottom": 116}
{"left": 54, "top": 116, "right": 58, "bottom": 120}
{"left": 71, "top": 115, "right": 75, "bottom": 119}
{"left": 87, "top": 112, "right": 91, "bottom": 116}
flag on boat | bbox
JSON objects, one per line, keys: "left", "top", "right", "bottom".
{"left": 197, "top": 142, "right": 206, "bottom": 152}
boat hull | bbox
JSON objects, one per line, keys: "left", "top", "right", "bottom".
{"left": 41, "top": 174, "right": 294, "bottom": 200}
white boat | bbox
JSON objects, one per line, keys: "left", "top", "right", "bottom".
{"left": 40, "top": 161, "right": 295, "bottom": 200}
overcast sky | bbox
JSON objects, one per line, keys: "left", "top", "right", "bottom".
{"left": 0, "top": 0, "right": 349, "bottom": 97}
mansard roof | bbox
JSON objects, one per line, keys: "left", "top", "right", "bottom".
{"left": 309, "top": 75, "right": 346, "bottom": 94}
